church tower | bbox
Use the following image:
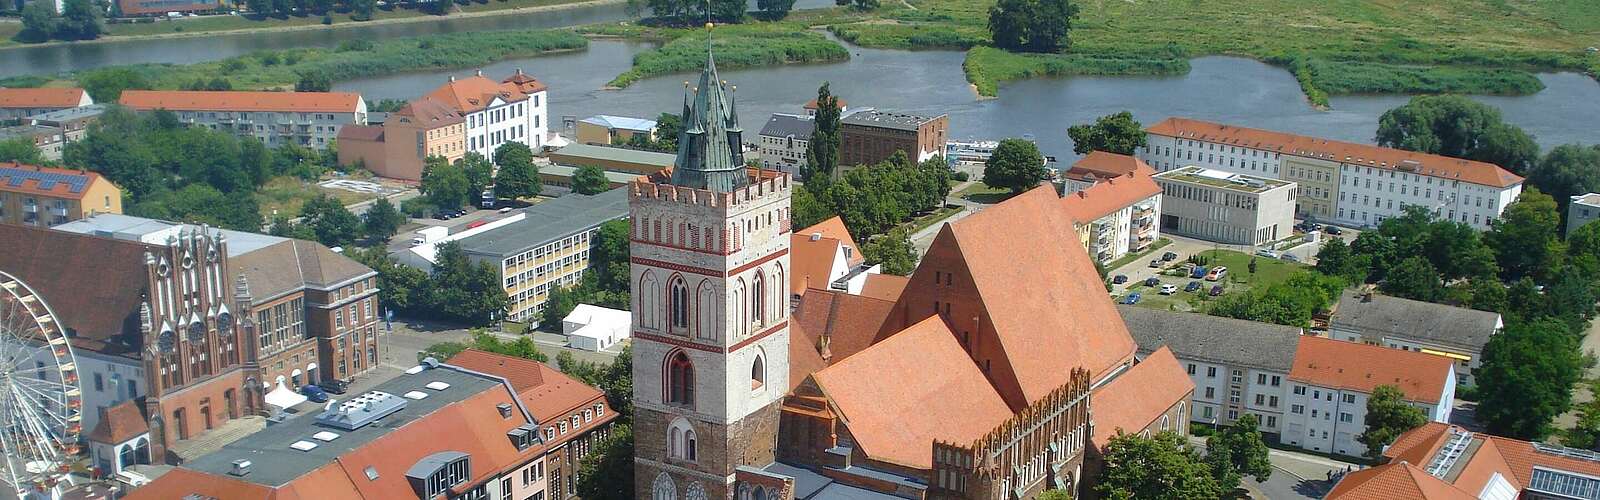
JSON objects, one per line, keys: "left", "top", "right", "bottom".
{"left": 632, "top": 24, "right": 792, "bottom": 500}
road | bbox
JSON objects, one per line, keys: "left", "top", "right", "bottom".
{"left": 1188, "top": 435, "right": 1356, "bottom": 499}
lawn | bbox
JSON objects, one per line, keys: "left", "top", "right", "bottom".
{"left": 258, "top": 176, "right": 379, "bottom": 218}
{"left": 897, "top": 205, "right": 961, "bottom": 235}
{"left": 1130, "top": 248, "right": 1307, "bottom": 312}
{"left": 953, "top": 183, "right": 1012, "bottom": 204}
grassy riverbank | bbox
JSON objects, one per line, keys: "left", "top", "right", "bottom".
{"left": 581, "top": 12, "right": 859, "bottom": 89}
{"left": 830, "top": 0, "right": 1600, "bottom": 100}
{"left": 963, "top": 46, "right": 1191, "bottom": 97}
{"left": 23, "top": 28, "right": 585, "bottom": 92}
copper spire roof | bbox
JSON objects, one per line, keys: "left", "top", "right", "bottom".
{"left": 669, "top": 23, "right": 749, "bottom": 192}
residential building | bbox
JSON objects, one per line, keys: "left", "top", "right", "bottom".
{"left": 1328, "top": 421, "right": 1600, "bottom": 500}
{"left": 1060, "top": 155, "right": 1162, "bottom": 263}
{"left": 630, "top": 48, "right": 1189, "bottom": 500}
{"left": 575, "top": 114, "right": 657, "bottom": 145}
{"left": 118, "top": 90, "right": 368, "bottom": 149}
{"left": 450, "top": 189, "right": 628, "bottom": 324}
{"left": 756, "top": 113, "right": 813, "bottom": 175}
{"left": 561, "top": 303, "right": 631, "bottom": 351}
{"left": 0, "top": 124, "right": 65, "bottom": 160}
{"left": 29, "top": 103, "right": 108, "bottom": 144}
{"left": 423, "top": 69, "right": 548, "bottom": 161}
{"left": 1570, "top": 193, "right": 1600, "bottom": 234}
{"left": 0, "top": 87, "right": 91, "bottom": 122}
{"left": 1119, "top": 306, "right": 1302, "bottom": 437}
{"left": 788, "top": 216, "right": 876, "bottom": 297}
{"left": 338, "top": 97, "right": 467, "bottom": 182}
{"left": 124, "top": 350, "right": 617, "bottom": 500}
{"left": 0, "top": 162, "right": 122, "bottom": 226}
{"left": 839, "top": 110, "right": 949, "bottom": 167}
{"left": 802, "top": 96, "right": 846, "bottom": 117}
{"left": 1083, "top": 347, "right": 1195, "bottom": 483}
{"left": 546, "top": 143, "right": 676, "bottom": 178}
{"left": 1140, "top": 118, "right": 1524, "bottom": 230}
{"left": 1283, "top": 336, "right": 1456, "bottom": 458}
{"left": 1152, "top": 165, "right": 1297, "bottom": 245}
{"left": 1329, "top": 289, "right": 1503, "bottom": 386}
{"left": 1060, "top": 150, "right": 1149, "bottom": 194}
{"left": 117, "top": 0, "right": 220, "bottom": 16}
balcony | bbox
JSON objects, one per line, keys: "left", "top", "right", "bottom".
{"left": 22, "top": 203, "right": 37, "bottom": 213}
{"left": 50, "top": 206, "right": 67, "bottom": 217}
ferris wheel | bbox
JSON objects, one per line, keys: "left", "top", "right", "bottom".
{"left": 0, "top": 271, "right": 83, "bottom": 497}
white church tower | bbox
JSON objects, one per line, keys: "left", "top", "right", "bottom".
{"left": 631, "top": 24, "right": 793, "bottom": 500}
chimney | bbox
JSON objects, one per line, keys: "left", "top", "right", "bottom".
{"left": 810, "top": 233, "right": 821, "bottom": 241}
{"left": 475, "top": 69, "right": 483, "bottom": 77}
{"left": 448, "top": 75, "right": 456, "bottom": 82}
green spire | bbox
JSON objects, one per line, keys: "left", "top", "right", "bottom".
{"left": 669, "top": 22, "right": 748, "bottom": 192}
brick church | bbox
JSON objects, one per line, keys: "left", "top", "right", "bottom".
{"left": 631, "top": 33, "right": 1194, "bottom": 500}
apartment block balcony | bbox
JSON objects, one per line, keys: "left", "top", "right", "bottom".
{"left": 22, "top": 203, "right": 37, "bottom": 213}
{"left": 50, "top": 206, "right": 67, "bottom": 217}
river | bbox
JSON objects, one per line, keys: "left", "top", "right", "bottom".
{"left": 335, "top": 39, "right": 1600, "bottom": 164}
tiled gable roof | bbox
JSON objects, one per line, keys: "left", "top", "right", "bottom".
{"left": 1062, "top": 151, "right": 1149, "bottom": 183}
{"left": 1326, "top": 461, "right": 1476, "bottom": 500}
{"left": 1088, "top": 347, "right": 1194, "bottom": 447}
{"left": 86, "top": 399, "right": 148, "bottom": 444}
{"left": 1289, "top": 336, "right": 1455, "bottom": 404}
{"left": 446, "top": 349, "right": 604, "bottom": 424}
{"left": 1382, "top": 421, "right": 1453, "bottom": 466}
{"left": 857, "top": 274, "right": 909, "bottom": 302}
{"left": 0, "top": 224, "right": 150, "bottom": 357}
{"left": 1060, "top": 165, "right": 1161, "bottom": 223}
{"left": 390, "top": 97, "right": 465, "bottom": 127}
{"left": 0, "top": 162, "right": 109, "bottom": 200}
{"left": 0, "top": 87, "right": 87, "bottom": 109}
{"left": 119, "top": 90, "right": 362, "bottom": 113}
{"left": 1332, "top": 290, "right": 1501, "bottom": 351}
{"left": 231, "top": 239, "right": 373, "bottom": 303}
{"left": 1118, "top": 306, "right": 1302, "bottom": 373}
{"left": 791, "top": 288, "right": 895, "bottom": 365}
{"left": 425, "top": 76, "right": 529, "bottom": 114}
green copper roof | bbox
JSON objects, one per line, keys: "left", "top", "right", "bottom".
{"left": 670, "top": 35, "right": 749, "bottom": 192}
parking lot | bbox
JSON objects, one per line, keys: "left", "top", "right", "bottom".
{"left": 1106, "top": 224, "right": 1356, "bottom": 312}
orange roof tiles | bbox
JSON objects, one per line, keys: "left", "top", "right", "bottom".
{"left": 1060, "top": 164, "right": 1161, "bottom": 223}
{"left": 0, "top": 162, "right": 109, "bottom": 200}
{"left": 1088, "top": 347, "right": 1194, "bottom": 447}
{"left": 119, "top": 90, "right": 363, "bottom": 113}
{"left": 791, "top": 288, "right": 896, "bottom": 364}
{"left": 122, "top": 468, "right": 275, "bottom": 500}
{"left": 391, "top": 97, "right": 465, "bottom": 127}
{"left": 857, "top": 273, "right": 909, "bottom": 302}
{"left": 1326, "top": 461, "right": 1476, "bottom": 500}
{"left": 1289, "top": 336, "right": 1455, "bottom": 404}
{"left": 0, "top": 87, "right": 87, "bottom": 109}
{"left": 1488, "top": 435, "right": 1600, "bottom": 486}
{"left": 425, "top": 75, "right": 531, "bottom": 114}
{"left": 446, "top": 349, "right": 605, "bottom": 425}
{"left": 1062, "top": 151, "right": 1150, "bottom": 183}
{"left": 787, "top": 320, "right": 828, "bottom": 392}
{"left": 86, "top": 399, "right": 147, "bottom": 444}
{"left": 500, "top": 69, "right": 548, "bottom": 95}
{"left": 790, "top": 216, "right": 866, "bottom": 295}
{"left": 1382, "top": 421, "right": 1453, "bottom": 466}
{"left": 1146, "top": 117, "right": 1524, "bottom": 188}
{"left": 810, "top": 316, "right": 1013, "bottom": 469}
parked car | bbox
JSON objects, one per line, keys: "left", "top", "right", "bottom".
{"left": 1148, "top": 259, "right": 1162, "bottom": 268}
{"left": 1112, "top": 274, "right": 1128, "bottom": 284}
{"left": 1124, "top": 292, "right": 1142, "bottom": 305}
{"left": 319, "top": 380, "right": 349, "bottom": 395}
{"left": 1185, "top": 280, "right": 1202, "bottom": 292}
{"left": 433, "top": 212, "right": 450, "bottom": 221}
{"left": 1206, "top": 266, "right": 1229, "bottom": 281}
{"left": 1191, "top": 266, "right": 1209, "bottom": 279}
{"left": 1324, "top": 226, "right": 1343, "bottom": 235}
{"left": 300, "top": 384, "right": 330, "bottom": 403}
{"left": 1144, "top": 277, "right": 1160, "bottom": 287}
{"left": 1297, "top": 222, "right": 1321, "bottom": 233}
{"left": 1281, "top": 253, "right": 1301, "bottom": 263}
{"left": 454, "top": 209, "right": 468, "bottom": 217}
{"left": 1160, "top": 284, "right": 1178, "bottom": 295}
{"left": 1162, "top": 251, "right": 1179, "bottom": 261}
{"left": 1210, "top": 285, "right": 1225, "bottom": 296}
{"left": 1255, "top": 249, "right": 1279, "bottom": 259}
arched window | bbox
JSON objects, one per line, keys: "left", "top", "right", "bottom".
{"left": 652, "top": 473, "right": 677, "bottom": 500}
{"left": 670, "top": 277, "right": 689, "bottom": 332}
{"left": 686, "top": 482, "right": 708, "bottom": 500}
{"left": 751, "top": 272, "right": 766, "bottom": 327}
{"left": 731, "top": 279, "right": 746, "bottom": 337}
{"left": 686, "top": 429, "right": 698, "bottom": 461}
{"left": 118, "top": 444, "right": 135, "bottom": 470}
{"left": 751, "top": 353, "right": 765, "bottom": 390}
{"left": 772, "top": 264, "right": 785, "bottom": 320}
{"left": 639, "top": 272, "right": 660, "bottom": 330}
{"left": 667, "top": 352, "right": 694, "bottom": 406}
{"left": 696, "top": 281, "right": 717, "bottom": 341}
{"left": 668, "top": 418, "right": 698, "bottom": 461}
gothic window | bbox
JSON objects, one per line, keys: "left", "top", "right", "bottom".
{"left": 639, "top": 272, "right": 660, "bottom": 330}
{"left": 686, "top": 482, "right": 708, "bottom": 500}
{"left": 751, "top": 272, "right": 766, "bottom": 327}
{"left": 751, "top": 352, "right": 765, "bottom": 390}
{"left": 771, "top": 264, "right": 785, "bottom": 320}
{"left": 696, "top": 281, "right": 717, "bottom": 341}
{"left": 668, "top": 418, "right": 697, "bottom": 461}
{"left": 705, "top": 228, "right": 715, "bottom": 251}
{"left": 652, "top": 473, "right": 677, "bottom": 500}
{"left": 667, "top": 351, "right": 694, "bottom": 407}
{"left": 731, "top": 279, "right": 746, "bottom": 337}
{"left": 752, "top": 486, "right": 768, "bottom": 500}
{"left": 669, "top": 277, "right": 689, "bottom": 332}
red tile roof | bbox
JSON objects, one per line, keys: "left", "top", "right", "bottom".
{"left": 336, "top": 124, "right": 383, "bottom": 142}
{"left": 86, "top": 399, "right": 147, "bottom": 444}
{"left": 1089, "top": 347, "right": 1194, "bottom": 447}
{"left": 122, "top": 468, "right": 275, "bottom": 500}
{"left": 810, "top": 316, "right": 1013, "bottom": 469}
{"left": 500, "top": 69, "right": 549, "bottom": 95}
{"left": 0, "top": 162, "right": 110, "bottom": 200}
{"left": 119, "top": 90, "right": 363, "bottom": 114}
{"left": 803, "top": 97, "right": 846, "bottom": 110}
{"left": 0, "top": 87, "right": 88, "bottom": 109}
{"left": 0, "top": 224, "right": 152, "bottom": 358}
{"left": 445, "top": 349, "right": 605, "bottom": 425}
{"left": 1062, "top": 151, "right": 1150, "bottom": 183}
{"left": 857, "top": 273, "right": 909, "bottom": 302}
{"left": 791, "top": 288, "right": 896, "bottom": 364}
{"left": 1289, "top": 336, "right": 1455, "bottom": 404}
{"left": 1146, "top": 117, "right": 1524, "bottom": 188}
{"left": 1060, "top": 164, "right": 1161, "bottom": 223}
{"left": 1488, "top": 435, "right": 1600, "bottom": 486}
{"left": 390, "top": 97, "right": 465, "bottom": 128}
{"left": 425, "top": 76, "right": 531, "bottom": 114}
{"left": 1326, "top": 461, "right": 1476, "bottom": 500}
{"left": 1382, "top": 421, "right": 1453, "bottom": 466}
{"left": 790, "top": 235, "right": 844, "bottom": 295}
{"left": 787, "top": 320, "right": 828, "bottom": 392}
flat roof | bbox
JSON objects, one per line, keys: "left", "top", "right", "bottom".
{"left": 841, "top": 110, "right": 944, "bottom": 132}
{"left": 53, "top": 213, "right": 288, "bottom": 257}
{"left": 29, "top": 103, "right": 109, "bottom": 123}
{"left": 458, "top": 188, "right": 628, "bottom": 258}
{"left": 1572, "top": 193, "right": 1600, "bottom": 208}
{"left": 182, "top": 366, "right": 501, "bottom": 487}
{"left": 0, "top": 124, "right": 60, "bottom": 140}
{"left": 539, "top": 164, "right": 639, "bottom": 185}
{"left": 578, "top": 115, "right": 657, "bottom": 132}
{"left": 1154, "top": 165, "right": 1291, "bottom": 193}
{"left": 548, "top": 143, "right": 676, "bottom": 169}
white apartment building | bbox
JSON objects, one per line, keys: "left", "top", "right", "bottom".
{"left": 118, "top": 90, "right": 367, "bottom": 150}
{"left": 1119, "top": 306, "right": 1303, "bottom": 437}
{"left": 424, "top": 69, "right": 549, "bottom": 161}
{"left": 1283, "top": 336, "right": 1456, "bottom": 458}
{"left": 1329, "top": 290, "right": 1502, "bottom": 387}
{"left": 756, "top": 113, "right": 813, "bottom": 175}
{"left": 1152, "top": 166, "right": 1297, "bottom": 246}
{"left": 1061, "top": 156, "right": 1162, "bottom": 263}
{"left": 1570, "top": 193, "right": 1600, "bottom": 235}
{"left": 1139, "top": 117, "right": 1524, "bottom": 230}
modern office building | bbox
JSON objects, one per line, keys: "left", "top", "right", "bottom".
{"left": 0, "top": 87, "right": 92, "bottom": 122}
{"left": 423, "top": 69, "right": 548, "bottom": 161}
{"left": 1569, "top": 193, "right": 1600, "bottom": 235}
{"left": 839, "top": 110, "right": 949, "bottom": 167}
{"left": 0, "top": 162, "right": 122, "bottom": 226}
{"left": 1329, "top": 289, "right": 1503, "bottom": 386}
{"left": 338, "top": 97, "right": 467, "bottom": 182}
{"left": 756, "top": 113, "right": 814, "bottom": 175}
{"left": 575, "top": 114, "right": 657, "bottom": 145}
{"left": 119, "top": 90, "right": 368, "bottom": 149}
{"left": 1140, "top": 118, "right": 1524, "bottom": 230}
{"left": 1152, "top": 165, "right": 1296, "bottom": 245}
{"left": 1282, "top": 336, "right": 1456, "bottom": 458}
{"left": 1060, "top": 156, "right": 1162, "bottom": 263}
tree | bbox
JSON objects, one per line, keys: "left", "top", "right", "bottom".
{"left": 576, "top": 424, "right": 634, "bottom": 500}
{"left": 457, "top": 152, "right": 495, "bottom": 202}
{"left": 350, "top": 0, "right": 376, "bottom": 20}
{"left": 983, "top": 138, "right": 1048, "bottom": 194}
{"left": 1527, "top": 144, "right": 1600, "bottom": 229}
{"left": 1380, "top": 256, "right": 1444, "bottom": 302}
{"left": 791, "top": 187, "right": 835, "bottom": 231}
{"left": 299, "top": 194, "right": 363, "bottom": 248}
{"left": 246, "top": 0, "right": 270, "bottom": 15}
{"left": 755, "top": 0, "right": 794, "bottom": 19}
{"left": 1207, "top": 414, "right": 1272, "bottom": 485}
{"left": 1096, "top": 431, "right": 1223, "bottom": 500}
{"left": 363, "top": 197, "right": 406, "bottom": 241}
{"left": 987, "top": 0, "right": 1030, "bottom": 52}
{"left": 1485, "top": 188, "right": 1563, "bottom": 281}
{"left": 708, "top": 0, "right": 743, "bottom": 21}
{"left": 540, "top": 284, "right": 579, "bottom": 331}
{"left": 493, "top": 142, "right": 542, "bottom": 200}
{"left": 1475, "top": 319, "right": 1586, "bottom": 440}
{"left": 428, "top": 242, "right": 509, "bottom": 325}
{"left": 590, "top": 219, "right": 632, "bottom": 294}
{"left": 988, "top": 0, "right": 1079, "bottom": 53}
{"left": 420, "top": 156, "right": 470, "bottom": 209}
{"left": 1314, "top": 238, "right": 1367, "bottom": 284}
{"left": 18, "top": 2, "right": 57, "bottom": 43}
{"left": 77, "top": 68, "right": 152, "bottom": 102}
{"left": 1035, "top": 490, "right": 1073, "bottom": 500}
{"left": 417, "top": 341, "right": 470, "bottom": 363}
{"left": 1563, "top": 382, "right": 1600, "bottom": 450}
{"left": 572, "top": 165, "right": 610, "bottom": 195}
{"left": 1067, "top": 111, "right": 1145, "bottom": 156}
{"left": 863, "top": 229, "right": 918, "bottom": 276}
{"left": 1357, "top": 385, "right": 1428, "bottom": 459}
{"left": 653, "top": 112, "right": 682, "bottom": 152}
{"left": 56, "top": 0, "right": 103, "bottom": 40}
{"left": 802, "top": 82, "right": 842, "bottom": 182}
{"left": 295, "top": 71, "right": 332, "bottom": 92}
{"left": 1375, "top": 95, "right": 1539, "bottom": 175}
{"left": 0, "top": 138, "right": 45, "bottom": 164}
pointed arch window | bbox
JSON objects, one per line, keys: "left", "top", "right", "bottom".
{"left": 751, "top": 352, "right": 765, "bottom": 390}
{"left": 696, "top": 282, "right": 717, "bottom": 341}
{"left": 652, "top": 473, "right": 677, "bottom": 500}
{"left": 751, "top": 272, "right": 766, "bottom": 327}
{"left": 667, "top": 352, "right": 695, "bottom": 407}
{"left": 639, "top": 272, "right": 661, "bottom": 330}
{"left": 772, "top": 264, "right": 786, "bottom": 320}
{"left": 670, "top": 277, "right": 689, "bottom": 332}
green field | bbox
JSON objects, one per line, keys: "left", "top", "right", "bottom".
{"left": 580, "top": 10, "right": 864, "bottom": 88}
{"left": 1132, "top": 249, "right": 1308, "bottom": 312}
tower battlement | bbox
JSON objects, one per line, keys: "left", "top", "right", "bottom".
{"left": 631, "top": 168, "right": 791, "bottom": 211}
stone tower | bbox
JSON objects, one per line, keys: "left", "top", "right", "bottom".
{"left": 632, "top": 26, "right": 793, "bottom": 500}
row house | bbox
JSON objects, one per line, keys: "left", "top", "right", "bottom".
{"left": 0, "top": 163, "right": 122, "bottom": 227}
{"left": 1329, "top": 289, "right": 1502, "bottom": 386}
{"left": 1059, "top": 153, "right": 1162, "bottom": 263}
{"left": 1283, "top": 336, "right": 1456, "bottom": 458}
{"left": 423, "top": 69, "right": 549, "bottom": 161}
{"left": 118, "top": 90, "right": 368, "bottom": 150}
{"left": 0, "top": 87, "right": 92, "bottom": 122}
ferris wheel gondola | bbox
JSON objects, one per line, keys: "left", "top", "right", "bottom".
{"left": 0, "top": 271, "right": 83, "bottom": 498}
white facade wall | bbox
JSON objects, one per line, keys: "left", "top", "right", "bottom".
{"left": 1282, "top": 368, "right": 1455, "bottom": 457}
{"left": 465, "top": 91, "right": 546, "bottom": 161}
{"left": 758, "top": 133, "right": 808, "bottom": 174}
{"left": 1330, "top": 326, "right": 1488, "bottom": 387}
{"left": 50, "top": 349, "right": 146, "bottom": 440}
{"left": 173, "top": 105, "right": 366, "bottom": 150}
{"left": 1569, "top": 195, "right": 1600, "bottom": 235}
{"left": 1178, "top": 359, "right": 1289, "bottom": 435}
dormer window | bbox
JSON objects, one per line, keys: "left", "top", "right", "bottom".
{"left": 406, "top": 451, "right": 470, "bottom": 499}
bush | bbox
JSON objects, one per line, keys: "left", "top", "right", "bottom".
{"left": 952, "top": 170, "right": 970, "bottom": 181}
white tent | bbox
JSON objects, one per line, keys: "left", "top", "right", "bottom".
{"left": 265, "top": 381, "right": 307, "bottom": 409}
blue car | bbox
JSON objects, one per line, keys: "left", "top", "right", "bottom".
{"left": 1123, "top": 292, "right": 1142, "bottom": 305}
{"left": 1191, "top": 266, "right": 1209, "bottom": 279}
{"left": 300, "top": 384, "right": 330, "bottom": 403}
